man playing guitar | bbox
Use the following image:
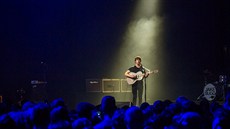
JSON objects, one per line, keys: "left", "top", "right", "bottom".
{"left": 124, "top": 56, "right": 150, "bottom": 106}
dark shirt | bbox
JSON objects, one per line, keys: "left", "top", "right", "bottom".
{"left": 128, "top": 65, "right": 146, "bottom": 74}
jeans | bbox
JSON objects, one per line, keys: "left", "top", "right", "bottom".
{"left": 132, "top": 80, "right": 143, "bottom": 106}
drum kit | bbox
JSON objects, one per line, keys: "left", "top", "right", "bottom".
{"left": 197, "top": 72, "right": 229, "bottom": 101}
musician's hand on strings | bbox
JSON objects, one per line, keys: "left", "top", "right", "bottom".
{"left": 130, "top": 74, "right": 137, "bottom": 79}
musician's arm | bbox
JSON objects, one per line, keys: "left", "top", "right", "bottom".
{"left": 125, "top": 70, "right": 136, "bottom": 78}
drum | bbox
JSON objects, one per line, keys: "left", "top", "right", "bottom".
{"left": 203, "top": 83, "right": 223, "bottom": 101}
{"left": 219, "top": 75, "right": 227, "bottom": 84}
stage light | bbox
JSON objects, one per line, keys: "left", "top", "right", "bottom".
{"left": 109, "top": 0, "right": 165, "bottom": 103}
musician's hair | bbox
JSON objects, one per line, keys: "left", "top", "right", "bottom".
{"left": 134, "top": 56, "right": 141, "bottom": 61}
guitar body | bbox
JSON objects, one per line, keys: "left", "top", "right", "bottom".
{"left": 126, "top": 71, "right": 144, "bottom": 85}
{"left": 126, "top": 70, "right": 158, "bottom": 85}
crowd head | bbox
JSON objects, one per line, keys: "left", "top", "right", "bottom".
{"left": 0, "top": 92, "right": 230, "bottom": 129}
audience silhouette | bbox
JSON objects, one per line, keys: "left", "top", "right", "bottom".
{"left": 0, "top": 93, "right": 230, "bottom": 129}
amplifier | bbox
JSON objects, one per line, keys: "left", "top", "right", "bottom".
{"left": 102, "top": 79, "right": 120, "bottom": 93}
{"left": 121, "top": 79, "right": 132, "bottom": 92}
{"left": 86, "top": 79, "right": 102, "bottom": 92}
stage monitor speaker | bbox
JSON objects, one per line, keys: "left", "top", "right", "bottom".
{"left": 102, "top": 79, "right": 120, "bottom": 93}
{"left": 116, "top": 101, "right": 131, "bottom": 108}
{"left": 121, "top": 79, "right": 132, "bottom": 92}
{"left": 86, "top": 79, "right": 102, "bottom": 92}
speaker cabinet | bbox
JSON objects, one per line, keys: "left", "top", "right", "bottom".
{"left": 86, "top": 79, "right": 102, "bottom": 92}
{"left": 121, "top": 79, "right": 132, "bottom": 92}
{"left": 102, "top": 79, "right": 120, "bottom": 93}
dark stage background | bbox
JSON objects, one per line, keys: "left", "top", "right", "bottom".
{"left": 0, "top": 0, "right": 229, "bottom": 109}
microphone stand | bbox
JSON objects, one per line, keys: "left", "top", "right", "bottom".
{"left": 41, "top": 61, "right": 48, "bottom": 103}
{"left": 144, "top": 77, "right": 147, "bottom": 102}
{"left": 143, "top": 66, "right": 150, "bottom": 103}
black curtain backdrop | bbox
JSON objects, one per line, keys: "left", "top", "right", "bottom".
{"left": 0, "top": 0, "right": 229, "bottom": 108}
